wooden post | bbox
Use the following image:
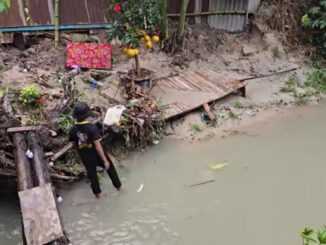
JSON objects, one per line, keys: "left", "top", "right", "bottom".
{"left": 54, "top": 0, "right": 60, "bottom": 48}
{"left": 177, "top": 0, "right": 190, "bottom": 43}
{"left": 134, "top": 54, "right": 140, "bottom": 77}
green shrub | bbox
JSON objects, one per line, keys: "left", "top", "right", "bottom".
{"left": 19, "top": 85, "right": 41, "bottom": 106}
{"left": 305, "top": 68, "right": 326, "bottom": 92}
{"left": 302, "top": 1, "right": 326, "bottom": 57}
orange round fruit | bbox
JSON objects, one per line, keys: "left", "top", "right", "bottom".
{"left": 134, "top": 49, "right": 139, "bottom": 55}
{"left": 145, "top": 41, "right": 152, "bottom": 49}
{"left": 152, "top": 35, "right": 160, "bottom": 42}
{"left": 145, "top": 35, "right": 151, "bottom": 42}
{"left": 122, "top": 47, "right": 129, "bottom": 54}
{"left": 127, "top": 49, "right": 135, "bottom": 58}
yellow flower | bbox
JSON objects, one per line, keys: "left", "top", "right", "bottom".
{"left": 302, "top": 14, "right": 308, "bottom": 23}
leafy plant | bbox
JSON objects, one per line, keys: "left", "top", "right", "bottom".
{"left": 302, "top": 1, "right": 326, "bottom": 57}
{"left": 106, "top": 0, "right": 162, "bottom": 76}
{"left": 0, "top": 59, "right": 3, "bottom": 72}
{"left": 232, "top": 101, "right": 245, "bottom": 109}
{"left": 228, "top": 111, "right": 239, "bottom": 120}
{"left": 0, "top": 0, "right": 10, "bottom": 13}
{"left": 190, "top": 124, "right": 202, "bottom": 133}
{"left": 24, "top": 118, "right": 41, "bottom": 126}
{"left": 301, "top": 226, "right": 326, "bottom": 245}
{"left": 58, "top": 114, "right": 74, "bottom": 134}
{"left": 19, "top": 85, "right": 41, "bottom": 106}
{"left": 280, "top": 75, "right": 299, "bottom": 93}
{"left": 305, "top": 68, "right": 326, "bottom": 92}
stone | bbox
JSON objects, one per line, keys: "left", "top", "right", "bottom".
{"left": 242, "top": 45, "right": 257, "bottom": 56}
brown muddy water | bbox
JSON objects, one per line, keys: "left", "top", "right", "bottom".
{"left": 1, "top": 105, "right": 326, "bottom": 245}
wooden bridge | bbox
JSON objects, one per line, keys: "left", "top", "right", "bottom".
{"left": 10, "top": 129, "right": 69, "bottom": 245}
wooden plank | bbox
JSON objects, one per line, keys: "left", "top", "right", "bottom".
{"left": 19, "top": 184, "right": 64, "bottom": 245}
{"left": 50, "top": 142, "right": 74, "bottom": 162}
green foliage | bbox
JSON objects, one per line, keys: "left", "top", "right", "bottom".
{"left": 305, "top": 68, "right": 326, "bottom": 92}
{"left": 228, "top": 111, "right": 239, "bottom": 120}
{"left": 58, "top": 114, "right": 74, "bottom": 134}
{"left": 0, "top": 59, "right": 3, "bottom": 72}
{"left": 106, "top": 0, "right": 162, "bottom": 48}
{"left": 24, "top": 118, "right": 41, "bottom": 126}
{"left": 231, "top": 101, "right": 245, "bottom": 109}
{"left": 280, "top": 75, "right": 299, "bottom": 93}
{"left": 0, "top": 0, "right": 10, "bottom": 12}
{"left": 302, "top": 1, "right": 326, "bottom": 57}
{"left": 19, "top": 85, "right": 40, "bottom": 106}
{"left": 301, "top": 226, "right": 326, "bottom": 245}
{"left": 190, "top": 124, "right": 202, "bottom": 133}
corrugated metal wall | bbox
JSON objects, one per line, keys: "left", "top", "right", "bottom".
{"left": 0, "top": 0, "right": 259, "bottom": 32}
{"left": 0, "top": 0, "right": 109, "bottom": 28}
{"left": 208, "top": 0, "right": 249, "bottom": 32}
{"left": 168, "top": 0, "right": 250, "bottom": 32}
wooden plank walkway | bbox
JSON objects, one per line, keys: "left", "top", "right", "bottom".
{"left": 151, "top": 67, "right": 247, "bottom": 120}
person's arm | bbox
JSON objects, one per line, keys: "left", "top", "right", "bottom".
{"left": 94, "top": 141, "right": 110, "bottom": 169}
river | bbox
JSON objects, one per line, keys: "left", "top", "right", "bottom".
{"left": 1, "top": 105, "right": 326, "bottom": 244}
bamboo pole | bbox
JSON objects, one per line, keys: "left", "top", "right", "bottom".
{"left": 54, "top": 0, "right": 60, "bottom": 48}
{"left": 177, "top": 0, "right": 190, "bottom": 42}
{"left": 169, "top": 10, "right": 247, "bottom": 18}
{"left": 135, "top": 54, "right": 140, "bottom": 77}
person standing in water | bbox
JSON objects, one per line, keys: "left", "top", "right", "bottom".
{"left": 69, "top": 102, "right": 121, "bottom": 198}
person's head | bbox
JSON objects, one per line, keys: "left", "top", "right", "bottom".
{"left": 73, "top": 102, "right": 92, "bottom": 122}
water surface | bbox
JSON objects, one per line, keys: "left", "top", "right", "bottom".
{"left": 1, "top": 105, "right": 326, "bottom": 244}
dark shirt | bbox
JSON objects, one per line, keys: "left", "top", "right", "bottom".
{"left": 68, "top": 122, "right": 102, "bottom": 166}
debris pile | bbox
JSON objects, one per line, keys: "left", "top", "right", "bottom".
{"left": 0, "top": 67, "right": 164, "bottom": 182}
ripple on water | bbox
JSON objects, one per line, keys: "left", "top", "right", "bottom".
{"left": 67, "top": 203, "right": 179, "bottom": 245}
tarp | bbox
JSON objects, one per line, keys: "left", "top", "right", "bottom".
{"left": 66, "top": 42, "right": 112, "bottom": 69}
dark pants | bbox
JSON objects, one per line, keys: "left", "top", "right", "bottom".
{"left": 84, "top": 160, "right": 121, "bottom": 195}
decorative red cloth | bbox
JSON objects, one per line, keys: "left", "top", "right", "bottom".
{"left": 66, "top": 43, "right": 112, "bottom": 69}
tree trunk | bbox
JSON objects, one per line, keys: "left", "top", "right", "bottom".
{"left": 177, "top": 0, "right": 190, "bottom": 43}
{"left": 135, "top": 54, "right": 140, "bottom": 77}
{"left": 13, "top": 133, "right": 33, "bottom": 191}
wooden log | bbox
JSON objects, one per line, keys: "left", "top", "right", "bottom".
{"left": 12, "top": 133, "right": 33, "bottom": 191}
{"left": 203, "top": 103, "right": 215, "bottom": 120}
{"left": 12, "top": 133, "right": 33, "bottom": 245}
{"left": 27, "top": 132, "right": 50, "bottom": 186}
{"left": 50, "top": 142, "right": 74, "bottom": 162}
{"left": 26, "top": 132, "right": 70, "bottom": 244}
{"left": 7, "top": 126, "right": 57, "bottom": 137}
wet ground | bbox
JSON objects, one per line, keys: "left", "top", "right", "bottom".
{"left": 1, "top": 105, "right": 326, "bottom": 244}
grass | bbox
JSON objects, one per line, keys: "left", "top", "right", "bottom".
{"left": 280, "top": 75, "right": 299, "bottom": 93}
{"left": 231, "top": 101, "right": 245, "bottom": 109}
{"left": 305, "top": 68, "right": 326, "bottom": 93}
{"left": 272, "top": 47, "right": 281, "bottom": 58}
{"left": 228, "top": 111, "right": 239, "bottom": 120}
{"left": 190, "top": 124, "right": 203, "bottom": 133}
